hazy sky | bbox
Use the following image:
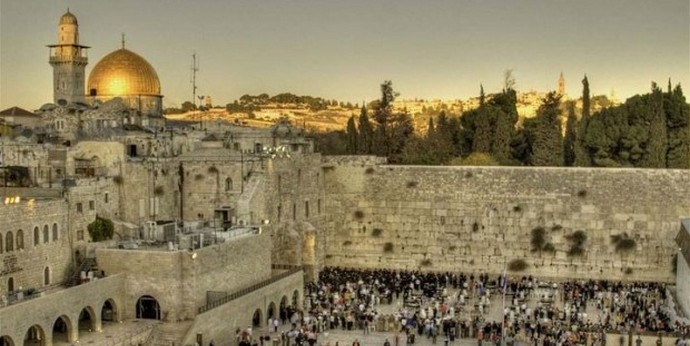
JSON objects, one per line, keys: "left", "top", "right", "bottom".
{"left": 1, "top": 0, "right": 688, "bottom": 110}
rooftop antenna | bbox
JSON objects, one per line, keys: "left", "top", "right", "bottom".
{"left": 121, "top": 33, "right": 125, "bottom": 49}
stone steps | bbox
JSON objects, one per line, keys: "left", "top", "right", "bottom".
{"left": 148, "top": 321, "right": 193, "bottom": 346}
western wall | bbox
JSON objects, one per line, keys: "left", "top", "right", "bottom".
{"left": 320, "top": 157, "right": 690, "bottom": 282}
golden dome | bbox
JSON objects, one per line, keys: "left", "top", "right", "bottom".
{"left": 87, "top": 48, "right": 161, "bottom": 97}
{"left": 59, "top": 10, "right": 78, "bottom": 25}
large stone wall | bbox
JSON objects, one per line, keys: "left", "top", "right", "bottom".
{"left": 322, "top": 163, "right": 690, "bottom": 281}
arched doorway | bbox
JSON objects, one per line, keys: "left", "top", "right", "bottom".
{"left": 0, "top": 335, "right": 15, "bottom": 346}
{"left": 279, "top": 295, "right": 289, "bottom": 323}
{"left": 52, "top": 315, "right": 72, "bottom": 343}
{"left": 267, "top": 301, "right": 276, "bottom": 319}
{"left": 24, "top": 325, "right": 45, "bottom": 346}
{"left": 44, "top": 267, "right": 50, "bottom": 286}
{"left": 252, "top": 309, "right": 262, "bottom": 328}
{"left": 7, "top": 277, "right": 13, "bottom": 293}
{"left": 136, "top": 295, "right": 160, "bottom": 320}
{"left": 78, "top": 306, "right": 96, "bottom": 332}
{"left": 101, "top": 299, "right": 118, "bottom": 322}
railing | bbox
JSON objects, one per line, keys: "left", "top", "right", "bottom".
{"left": 198, "top": 267, "right": 302, "bottom": 314}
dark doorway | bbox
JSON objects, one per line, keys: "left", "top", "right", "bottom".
{"left": 102, "top": 299, "right": 117, "bottom": 322}
{"left": 252, "top": 309, "right": 262, "bottom": 328}
{"left": 0, "top": 335, "right": 15, "bottom": 346}
{"left": 79, "top": 307, "right": 96, "bottom": 332}
{"left": 136, "top": 295, "right": 161, "bottom": 320}
{"left": 267, "top": 302, "right": 276, "bottom": 319}
{"left": 24, "top": 325, "right": 45, "bottom": 346}
{"left": 127, "top": 144, "right": 138, "bottom": 157}
{"left": 52, "top": 315, "right": 71, "bottom": 343}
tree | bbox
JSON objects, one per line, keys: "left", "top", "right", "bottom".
{"left": 471, "top": 107, "right": 493, "bottom": 153}
{"left": 346, "top": 115, "right": 358, "bottom": 154}
{"left": 87, "top": 216, "right": 114, "bottom": 242}
{"left": 479, "top": 84, "right": 486, "bottom": 106}
{"left": 357, "top": 106, "right": 374, "bottom": 154}
{"left": 503, "top": 69, "right": 516, "bottom": 91}
{"left": 665, "top": 84, "right": 690, "bottom": 168}
{"left": 530, "top": 92, "right": 564, "bottom": 166}
{"left": 640, "top": 83, "right": 667, "bottom": 168}
{"left": 490, "top": 89, "right": 518, "bottom": 163}
{"left": 574, "top": 76, "right": 591, "bottom": 166}
{"left": 372, "top": 81, "right": 400, "bottom": 158}
{"left": 181, "top": 101, "right": 196, "bottom": 113}
{"left": 447, "top": 152, "right": 500, "bottom": 166}
{"left": 563, "top": 102, "right": 577, "bottom": 166}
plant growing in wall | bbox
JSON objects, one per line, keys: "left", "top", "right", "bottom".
{"left": 383, "top": 242, "right": 394, "bottom": 253}
{"left": 113, "top": 175, "right": 124, "bottom": 185}
{"left": 353, "top": 210, "right": 365, "bottom": 220}
{"left": 611, "top": 233, "right": 636, "bottom": 252}
{"left": 420, "top": 259, "right": 433, "bottom": 267}
{"left": 406, "top": 181, "right": 418, "bottom": 188}
{"left": 472, "top": 222, "right": 479, "bottom": 232}
{"left": 624, "top": 267, "right": 633, "bottom": 275}
{"left": 372, "top": 228, "right": 384, "bottom": 237}
{"left": 87, "top": 215, "right": 114, "bottom": 242}
{"left": 154, "top": 186, "right": 165, "bottom": 196}
{"left": 343, "top": 240, "right": 353, "bottom": 246}
{"left": 530, "top": 227, "right": 546, "bottom": 251}
{"left": 577, "top": 189, "right": 587, "bottom": 198}
{"left": 365, "top": 167, "right": 375, "bottom": 174}
{"left": 194, "top": 173, "right": 205, "bottom": 181}
{"left": 565, "top": 230, "right": 587, "bottom": 257}
{"left": 513, "top": 205, "right": 522, "bottom": 212}
{"left": 207, "top": 166, "right": 219, "bottom": 174}
{"left": 551, "top": 224, "right": 563, "bottom": 231}
{"left": 508, "top": 258, "right": 529, "bottom": 272}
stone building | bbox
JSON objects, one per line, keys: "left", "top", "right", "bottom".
{"left": 676, "top": 219, "right": 690, "bottom": 317}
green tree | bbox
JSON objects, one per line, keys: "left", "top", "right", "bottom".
{"left": 665, "top": 84, "right": 690, "bottom": 168}
{"left": 87, "top": 216, "right": 114, "bottom": 242}
{"left": 574, "top": 76, "right": 591, "bottom": 166}
{"left": 372, "top": 80, "right": 400, "bottom": 158}
{"left": 357, "top": 106, "right": 374, "bottom": 154}
{"left": 471, "top": 107, "right": 493, "bottom": 153}
{"left": 563, "top": 102, "right": 577, "bottom": 166}
{"left": 346, "top": 115, "right": 358, "bottom": 154}
{"left": 639, "top": 83, "right": 667, "bottom": 168}
{"left": 530, "top": 92, "right": 564, "bottom": 166}
{"left": 490, "top": 89, "right": 518, "bottom": 163}
{"left": 447, "top": 152, "right": 500, "bottom": 166}
{"left": 181, "top": 101, "right": 197, "bottom": 113}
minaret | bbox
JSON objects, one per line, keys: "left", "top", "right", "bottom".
{"left": 558, "top": 72, "right": 566, "bottom": 97}
{"left": 47, "top": 9, "right": 90, "bottom": 104}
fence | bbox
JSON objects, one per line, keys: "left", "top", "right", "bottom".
{"left": 198, "top": 267, "right": 302, "bottom": 314}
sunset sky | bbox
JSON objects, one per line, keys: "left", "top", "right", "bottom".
{"left": 1, "top": 0, "right": 688, "bottom": 110}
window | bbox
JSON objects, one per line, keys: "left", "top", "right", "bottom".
{"left": 34, "top": 227, "right": 40, "bottom": 246}
{"left": 89, "top": 200, "right": 95, "bottom": 210}
{"left": 76, "top": 202, "right": 83, "bottom": 213}
{"left": 52, "top": 223, "right": 58, "bottom": 241}
{"left": 77, "top": 230, "right": 84, "bottom": 241}
{"left": 318, "top": 199, "right": 321, "bottom": 214}
{"left": 292, "top": 203, "right": 296, "bottom": 221}
{"left": 41, "top": 225, "right": 48, "bottom": 243}
{"left": 16, "top": 229, "right": 24, "bottom": 250}
{"left": 305, "top": 201, "right": 309, "bottom": 218}
{"left": 104, "top": 193, "right": 109, "bottom": 203}
{"left": 7, "top": 277, "right": 14, "bottom": 293}
{"left": 225, "top": 177, "right": 233, "bottom": 192}
{"left": 44, "top": 267, "right": 50, "bottom": 286}
{"left": 297, "top": 169, "right": 301, "bottom": 182}
{"left": 0, "top": 234, "right": 3, "bottom": 254}
{"left": 5, "top": 232, "right": 13, "bottom": 252}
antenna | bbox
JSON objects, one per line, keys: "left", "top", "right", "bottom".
{"left": 191, "top": 53, "right": 200, "bottom": 127}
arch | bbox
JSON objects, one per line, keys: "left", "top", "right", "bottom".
{"left": 52, "top": 223, "right": 59, "bottom": 241}
{"left": 101, "top": 299, "right": 118, "bottom": 322}
{"left": 44, "top": 267, "right": 50, "bottom": 286}
{"left": 280, "top": 295, "right": 288, "bottom": 309}
{"left": 43, "top": 225, "right": 49, "bottom": 244}
{"left": 5, "top": 232, "right": 13, "bottom": 252}
{"left": 225, "top": 177, "right": 233, "bottom": 191}
{"left": 33, "top": 226, "right": 39, "bottom": 246}
{"left": 252, "top": 308, "right": 262, "bottom": 328}
{"left": 136, "top": 295, "right": 160, "bottom": 320}
{"left": 7, "top": 277, "right": 14, "bottom": 292}
{"left": 52, "top": 315, "right": 73, "bottom": 343}
{"left": 15, "top": 229, "right": 24, "bottom": 250}
{"left": 0, "top": 335, "right": 15, "bottom": 346}
{"left": 79, "top": 306, "right": 97, "bottom": 332}
{"left": 23, "top": 324, "right": 45, "bottom": 346}
{"left": 267, "top": 301, "right": 276, "bottom": 319}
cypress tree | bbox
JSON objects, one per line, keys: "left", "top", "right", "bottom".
{"left": 574, "top": 75, "right": 591, "bottom": 166}
{"left": 490, "top": 89, "right": 518, "bottom": 163}
{"left": 666, "top": 84, "right": 690, "bottom": 168}
{"left": 472, "top": 106, "right": 493, "bottom": 153}
{"left": 346, "top": 115, "right": 358, "bottom": 154}
{"left": 530, "top": 92, "right": 564, "bottom": 166}
{"left": 563, "top": 102, "right": 577, "bottom": 166}
{"left": 641, "top": 83, "right": 668, "bottom": 168}
{"left": 357, "top": 106, "right": 374, "bottom": 154}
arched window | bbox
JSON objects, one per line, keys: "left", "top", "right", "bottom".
{"left": 44, "top": 267, "right": 50, "bottom": 285}
{"left": 7, "top": 277, "right": 14, "bottom": 292}
{"left": 34, "top": 227, "right": 40, "bottom": 246}
{"left": 16, "top": 229, "right": 24, "bottom": 250}
{"left": 5, "top": 232, "right": 13, "bottom": 252}
{"left": 225, "top": 177, "right": 233, "bottom": 191}
{"left": 43, "top": 225, "right": 49, "bottom": 244}
{"left": 52, "top": 223, "right": 59, "bottom": 241}
{"left": 0, "top": 234, "right": 3, "bottom": 254}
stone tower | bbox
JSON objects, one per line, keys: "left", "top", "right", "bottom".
{"left": 48, "top": 9, "right": 89, "bottom": 105}
{"left": 558, "top": 72, "right": 565, "bottom": 97}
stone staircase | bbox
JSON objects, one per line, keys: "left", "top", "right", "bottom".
{"left": 146, "top": 321, "right": 193, "bottom": 346}
{"left": 64, "top": 257, "right": 98, "bottom": 287}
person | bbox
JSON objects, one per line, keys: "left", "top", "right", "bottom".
{"left": 274, "top": 318, "right": 280, "bottom": 333}
{"left": 636, "top": 336, "right": 642, "bottom": 346}
{"left": 353, "top": 339, "right": 361, "bottom": 346}
{"left": 384, "top": 338, "right": 391, "bottom": 346}
{"left": 209, "top": 340, "right": 215, "bottom": 346}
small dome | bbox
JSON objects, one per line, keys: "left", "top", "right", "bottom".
{"left": 59, "top": 10, "right": 78, "bottom": 25}
{"left": 87, "top": 48, "right": 161, "bottom": 97}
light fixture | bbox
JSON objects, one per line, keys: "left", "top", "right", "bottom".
{"left": 191, "top": 252, "right": 197, "bottom": 260}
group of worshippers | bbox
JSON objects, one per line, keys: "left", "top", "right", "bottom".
{"left": 291, "top": 267, "right": 689, "bottom": 346}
